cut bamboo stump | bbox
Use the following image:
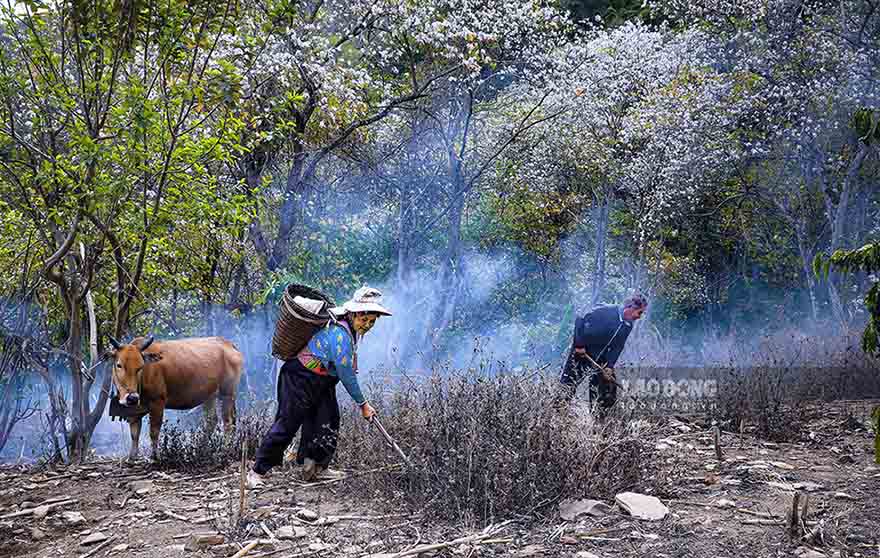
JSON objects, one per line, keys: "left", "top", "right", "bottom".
{"left": 789, "top": 491, "right": 802, "bottom": 535}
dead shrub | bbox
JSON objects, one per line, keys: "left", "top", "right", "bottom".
{"left": 332, "top": 364, "right": 664, "bottom": 524}
{"left": 711, "top": 365, "right": 803, "bottom": 441}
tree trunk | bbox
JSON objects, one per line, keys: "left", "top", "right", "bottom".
{"left": 65, "top": 291, "right": 88, "bottom": 462}
{"left": 591, "top": 198, "right": 609, "bottom": 308}
{"left": 823, "top": 142, "right": 871, "bottom": 325}
{"left": 268, "top": 151, "right": 309, "bottom": 271}
{"left": 794, "top": 224, "right": 819, "bottom": 320}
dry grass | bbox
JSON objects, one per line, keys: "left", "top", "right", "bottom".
{"left": 153, "top": 405, "right": 274, "bottom": 473}
{"left": 332, "top": 365, "right": 666, "bottom": 524}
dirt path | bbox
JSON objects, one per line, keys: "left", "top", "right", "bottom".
{"left": 1, "top": 402, "right": 877, "bottom": 558}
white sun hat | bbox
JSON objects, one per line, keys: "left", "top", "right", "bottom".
{"left": 330, "top": 286, "right": 393, "bottom": 317}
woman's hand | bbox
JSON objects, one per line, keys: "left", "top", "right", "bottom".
{"left": 360, "top": 401, "right": 376, "bottom": 420}
{"left": 602, "top": 367, "right": 615, "bottom": 382}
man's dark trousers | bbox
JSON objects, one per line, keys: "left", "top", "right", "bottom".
{"left": 254, "top": 359, "right": 340, "bottom": 474}
{"left": 558, "top": 347, "right": 618, "bottom": 411}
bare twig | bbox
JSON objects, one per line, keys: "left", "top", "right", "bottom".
{"left": 231, "top": 540, "right": 261, "bottom": 558}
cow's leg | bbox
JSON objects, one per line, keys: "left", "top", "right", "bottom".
{"left": 220, "top": 393, "right": 236, "bottom": 434}
{"left": 127, "top": 417, "right": 142, "bottom": 464}
{"left": 148, "top": 402, "right": 165, "bottom": 462}
{"left": 202, "top": 394, "right": 218, "bottom": 433}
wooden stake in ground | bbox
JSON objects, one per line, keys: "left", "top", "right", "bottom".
{"left": 789, "top": 491, "right": 802, "bottom": 535}
{"left": 713, "top": 426, "right": 723, "bottom": 462}
{"left": 239, "top": 437, "right": 247, "bottom": 523}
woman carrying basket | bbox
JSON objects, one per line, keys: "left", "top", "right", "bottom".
{"left": 248, "top": 286, "right": 392, "bottom": 488}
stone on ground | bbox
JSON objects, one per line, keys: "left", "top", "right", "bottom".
{"left": 559, "top": 499, "right": 612, "bottom": 521}
{"left": 615, "top": 492, "right": 669, "bottom": 521}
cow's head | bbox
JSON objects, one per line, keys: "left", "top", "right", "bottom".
{"left": 108, "top": 336, "right": 161, "bottom": 407}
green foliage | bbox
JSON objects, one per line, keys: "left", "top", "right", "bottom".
{"left": 815, "top": 242, "right": 880, "bottom": 355}
{"left": 853, "top": 108, "right": 880, "bottom": 145}
{"left": 259, "top": 219, "right": 395, "bottom": 306}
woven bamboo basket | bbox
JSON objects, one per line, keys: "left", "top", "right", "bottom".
{"left": 271, "top": 284, "right": 335, "bottom": 361}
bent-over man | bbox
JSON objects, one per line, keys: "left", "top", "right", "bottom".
{"left": 558, "top": 293, "right": 647, "bottom": 413}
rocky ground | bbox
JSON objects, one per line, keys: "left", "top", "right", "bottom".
{"left": 0, "top": 400, "right": 878, "bottom": 558}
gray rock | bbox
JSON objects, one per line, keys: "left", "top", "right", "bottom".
{"left": 60, "top": 511, "right": 86, "bottom": 525}
{"left": 559, "top": 499, "right": 612, "bottom": 521}
{"left": 575, "top": 553, "right": 601, "bottom": 558}
{"left": 276, "top": 525, "right": 308, "bottom": 540}
{"left": 615, "top": 492, "right": 669, "bottom": 521}
{"left": 31, "top": 505, "right": 51, "bottom": 519}
{"left": 297, "top": 509, "right": 319, "bottom": 521}
{"left": 128, "top": 480, "right": 154, "bottom": 495}
{"left": 80, "top": 531, "right": 109, "bottom": 546}
{"left": 111, "top": 544, "right": 129, "bottom": 553}
{"left": 30, "top": 527, "right": 46, "bottom": 541}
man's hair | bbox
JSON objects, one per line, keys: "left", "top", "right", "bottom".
{"left": 623, "top": 293, "right": 648, "bottom": 310}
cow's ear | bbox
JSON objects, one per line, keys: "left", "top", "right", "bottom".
{"left": 143, "top": 352, "right": 162, "bottom": 364}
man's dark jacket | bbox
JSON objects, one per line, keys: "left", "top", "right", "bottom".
{"left": 573, "top": 305, "right": 632, "bottom": 368}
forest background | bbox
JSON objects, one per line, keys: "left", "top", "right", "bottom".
{"left": 0, "top": 0, "right": 878, "bottom": 463}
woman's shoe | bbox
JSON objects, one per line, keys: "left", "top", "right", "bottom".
{"left": 301, "top": 458, "right": 318, "bottom": 482}
{"left": 247, "top": 469, "right": 266, "bottom": 489}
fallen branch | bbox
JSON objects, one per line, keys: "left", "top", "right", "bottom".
{"left": 79, "top": 536, "right": 115, "bottom": 558}
{"left": 231, "top": 540, "right": 261, "bottom": 558}
{"left": 476, "top": 538, "right": 513, "bottom": 545}
{"left": 736, "top": 509, "right": 780, "bottom": 519}
{"left": 32, "top": 473, "right": 77, "bottom": 484}
{"left": 0, "top": 498, "right": 77, "bottom": 519}
{"left": 275, "top": 545, "right": 339, "bottom": 558}
{"left": 372, "top": 522, "right": 511, "bottom": 558}
{"left": 163, "top": 510, "right": 190, "bottom": 522}
{"left": 326, "top": 513, "right": 412, "bottom": 522}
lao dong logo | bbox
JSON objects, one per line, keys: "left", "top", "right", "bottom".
{"left": 618, "top": 369, "right": 718, "bottom": 399}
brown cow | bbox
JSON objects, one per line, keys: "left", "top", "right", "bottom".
{"left": 108, "top": 335, "right": 244, "bottom": 462}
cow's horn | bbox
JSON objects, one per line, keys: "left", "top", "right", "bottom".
{"left": 139, "top": 336, "right": 155, "bottom": 352}
{"left": 108, "top": 336, "right": 122, "bottom": 350}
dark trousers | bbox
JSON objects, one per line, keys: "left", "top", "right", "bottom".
{"left": 557, "top": 347, "right": 618, "bottom": 411}
{"left": 254, "top": 360, "right": 340, "bottom": 475}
